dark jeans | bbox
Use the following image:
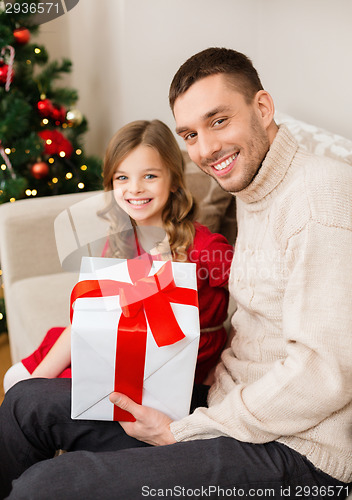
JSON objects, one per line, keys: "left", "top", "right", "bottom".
{"left": 0, "top": 379, "right": 349, "bottom": 499}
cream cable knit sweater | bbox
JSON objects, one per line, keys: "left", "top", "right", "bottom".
{"left": 170, "top": 125, "right": 352, "bottom": 483}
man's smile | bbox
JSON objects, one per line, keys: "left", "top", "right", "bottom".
{"left": 209, "top": 152, "right": 239, "bottom": 176}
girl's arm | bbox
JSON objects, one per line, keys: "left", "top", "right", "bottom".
{"left": 31, "top": 325, "right": 71, "bottom": 379}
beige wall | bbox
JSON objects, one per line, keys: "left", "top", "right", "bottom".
{"left": 36, "top": 0, "right": 352, "bottom": 157}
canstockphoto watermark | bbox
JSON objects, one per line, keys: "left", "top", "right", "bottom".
{"left": 141, "top": 484, "right": 350, "bottom": 497}
{"left": 2, "top": 0, "right": 80, "bottom": 24}
{"left": 141, "top": 485, "right": 277, "bottom": 497}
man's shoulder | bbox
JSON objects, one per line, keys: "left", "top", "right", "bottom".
{"left": 302, "top": 149, "right": 352, "bottom": 178}
{"left": 273, "top": 149, "right": 352, "bottom": 241}
{"left": 298, "top": 150, "right": 352, "bottom": 223}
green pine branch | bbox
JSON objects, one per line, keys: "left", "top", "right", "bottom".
{"left": 35, "top": 58, "right": 72, "bottom": 91}
{"left": 51, "top": 87, "right": 79, "bottom": 107}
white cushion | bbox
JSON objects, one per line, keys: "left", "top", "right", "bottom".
{"left": 276, "top": 112, "right": 352, "bottom": 166}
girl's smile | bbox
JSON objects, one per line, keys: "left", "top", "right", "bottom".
{"left": 113, "top": 144, "right": 173, "bottom": 227}
{"left": 127, "top": 198, "right": 152, "bottom": 206}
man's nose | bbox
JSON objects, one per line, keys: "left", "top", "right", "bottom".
{"left": 197, "top": 132, "right": 221, "bottom": 160}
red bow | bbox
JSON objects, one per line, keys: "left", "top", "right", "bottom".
{"left": 70, "top": 255, "right": 198, "bottom": 420}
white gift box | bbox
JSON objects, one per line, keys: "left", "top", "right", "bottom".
{"left": 71, "top": 256, "right": 200, "bottom": 421}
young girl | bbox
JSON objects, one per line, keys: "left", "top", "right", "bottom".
{"left": 3, "top": 119, "right": 233, "bottom": 392}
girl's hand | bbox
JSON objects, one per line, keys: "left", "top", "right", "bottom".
{"left": 109, "top": 392, "right": 176, "bottom": 447}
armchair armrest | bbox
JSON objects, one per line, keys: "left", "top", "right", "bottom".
{"left": 0, "top": 191, "right": 102, "bottom": 287}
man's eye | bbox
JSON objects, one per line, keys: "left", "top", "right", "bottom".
{"left": 184, "top": 132, "right": 197, "bottom": 141}
{"left": 213, "top": 118, "right": 226, "bottom": 126}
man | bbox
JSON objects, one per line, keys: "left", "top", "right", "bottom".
{"left": 1, "top": 48, "right": 351, "bottom": 499}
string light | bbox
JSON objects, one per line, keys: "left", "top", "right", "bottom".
{"left": 78, "top": 182, "right": 84, "bottom": 189}
{"left": 25, "top": 188, "right": 37, "bottom": 197}
{"left": 76, "top": 149, "right": 82, "bottom": 155}
{"left": 59, "top": 151, "right": 66, "bottom": 157}
{"left": 4, "top": 148, "right": 11, "bottom": 154}
{"left": 1, "top": 164, "right": 6, "bottom": 170}
{"left": 26, "top": 59, "right": 31, "bottom": 64}
{"left": 0, "top": 313, "right": 3, "bottom": 320}
{"left": 42, "top": 118, "right": 49, "bottom": 125}
{"left": 25, "top": 149, "right": 30, "bottom": 154}
{"left": 34, "top": 47, "right": 41, "bottom": 54}
{"left": 52, "top": 177, "right": 58, "bottom": 183}
{"left": 66, "top": 172, "right": 73, "bottom": 179}
{"left": 48, "top": 158, "right": 54, "bottom": 164}
{"left": 10, "top": 198, "right": 15, "bottom": 202}
{"left": 46, "top": 139, "right": 52, "bottom": 145}
{"left": 80, "top": 164, "right": 87, "bottom": 171}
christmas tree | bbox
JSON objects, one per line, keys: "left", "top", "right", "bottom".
{"left": 0, "top": 0, "right": 102, "bottom": 333}
{"left": 0, "top": 0, "right": 102, "bottom": 204}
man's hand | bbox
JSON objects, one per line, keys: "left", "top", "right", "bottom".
{"left": 109, "top": 392, "right": 177, "bottom": 446}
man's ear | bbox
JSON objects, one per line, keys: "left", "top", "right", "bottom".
{"left": 254, "top": 90, "right": 275, "bottom": 129}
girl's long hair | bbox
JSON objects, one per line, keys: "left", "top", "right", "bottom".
{"left": 98, "top": 119, "right": 197, "bottom": 261}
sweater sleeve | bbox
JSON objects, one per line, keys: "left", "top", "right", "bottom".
{"left": 171, "top": 220, "right": 352, "bottom": 442}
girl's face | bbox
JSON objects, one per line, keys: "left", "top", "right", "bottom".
{"left": 112, "top": 144, "right": 173, "bottom": 227}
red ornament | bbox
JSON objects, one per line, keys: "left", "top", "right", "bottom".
{"left": 0, "top": 62, "right": 14, "bottom": 86}
{"left": 37, "top": 100, "right": 67, "bottom": 124}
{"left": 13, "top": 28, "right": 31, "bottom": 45}
{"left": 38, "top": 130, "right": 73, "bottom": 158}
{"left": 37, "top": 99, "right": 54, "bottom": 118}
{"left": 30, "top": 161, "right": 50, "bottom": 179}
{"left": 51, "top": 104, "right": 67, "bottom": 124}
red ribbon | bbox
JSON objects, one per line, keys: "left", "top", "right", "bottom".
{"left": 70, "top": 255, "right": 198, "bottom": 421}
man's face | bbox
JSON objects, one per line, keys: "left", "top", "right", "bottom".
{"left": 174, "top": 73, "right": 271, "bottom": 193}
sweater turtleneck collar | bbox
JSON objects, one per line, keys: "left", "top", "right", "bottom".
{"left": 234, "top": 124, "right": 299, "bottom": 205}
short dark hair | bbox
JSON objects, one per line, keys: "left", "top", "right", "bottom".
{"left": 169, "top": 47, "right": 263, "bottom": 110}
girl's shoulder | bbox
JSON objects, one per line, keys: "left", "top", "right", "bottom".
{"left": 192, "top": 222, "right": 233, "bottom": 251}
{"left": 189, "top": 222, "right": 234, "bottom": 274}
